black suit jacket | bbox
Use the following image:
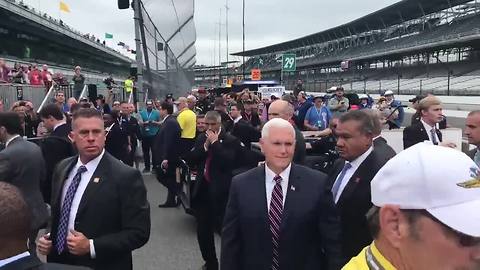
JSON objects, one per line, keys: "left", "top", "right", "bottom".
{"left": 231, "top": 118, "right": 261, "bottom": 148}
{"left": 373, "top": 136, "right": 396, "bottom": 163}
{"left": 47, "top": 152, "right": 150, "bottom": 270}
{"left": 121, "top": 116, "right": 141, "bottom": 148}
{"left": 0, "top": 137, "right": 48, "bottom": 230}
{"left": 221, "top": 164, "right": 343, "bottom": 270}
{"left": 403, "top": 122, "right": 442, "bottom": 149}
{"left": 105, "top": 123, "right": 129, "bottom": 163}
{"left": 328, "top": 150, "right": 388, "bottom": 259}
{"left": 467, "top": 148, "right": 477, "bottom": 161}
{"left": 0, "top": 255, "right": 91, "bottom": 270}
{"left": 153, "top": 115, "right": 181, "bottom": 171}
{"left": 51, "top": 123, "right": 71, "bottom": 138}
{"left": 188, "top": 131, "right": 242, "bottom": 210}
{"left": 28, "top": 136, "right": 75, "bottom": 204}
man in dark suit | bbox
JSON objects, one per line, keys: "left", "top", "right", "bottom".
{"left": 0, "top": 112, "right": 48, "bottom": 253}
{"left": 328, "top": 110, "right": 390, "bottom": 259}
{"left": 214, "top": 97, "right": 234, "bottom": 132}
{"left": 268, "top": 100, "right": 306, "bottom": 164}
{"left": 0, "top": 182, "right": 89, "bottom": 270}
{"left": 187, "top": 111, "right": 242, "bottom": 270}
{"left": 366, "top": 109, "right": 396, "bottom": 162}
{"left": 153, "top": 101, "right": 182, "bottom": 208}
{"left": 229, "top": 102, "right": 261, "bottom": 148}
{"left": 120, "top": 102, "right": 141, "bottom": 167}
{"left": 37, "top": 108, "right": 150, "bottom": 270}
{"left": 221, "top": 118, "right": 342, "bottom": 270}
{"left": 103, "top": 111, "right": 130, "bottom": 163}
{"left": 39, "top": 103, "right": 71, "bottom": 139}
{"left": 403, "top": 96, "right": 455, "bottom": 149}
{"left": 38, "top": 104, "right": 75, "bottom": 203}
{"left": 465, "top": 110, "right": 480, "bottom": 165}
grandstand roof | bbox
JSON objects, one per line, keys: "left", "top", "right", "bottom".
{"left": 232, "top": 0, "right": 471, "bottom": 57}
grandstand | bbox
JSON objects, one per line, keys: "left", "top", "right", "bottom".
{"left": 195, "top": 0, "right": 480, "bottom": 96}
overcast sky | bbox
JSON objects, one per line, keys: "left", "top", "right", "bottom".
{"left": 20, "top": 0, "right": 399, "bottom": 66}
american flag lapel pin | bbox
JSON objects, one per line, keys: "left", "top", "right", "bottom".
{"left": 354, "top": 177, "right": 361, "bottom": 183}
{"left": 93, "top": 177, "right": 100, "bottom": 183}
{"left": 291, "top": 185, "right": 296, "bottom": 191}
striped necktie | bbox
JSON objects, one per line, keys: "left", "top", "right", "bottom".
{"left": 269, "top": 175, "right": 283, "bottom": 270}
{"left": 55, "top": 165, "right": 87, "bottom": 254}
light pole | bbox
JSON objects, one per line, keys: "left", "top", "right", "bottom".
{"left": 242, "top": 0, "right": 245, "bottom": 79}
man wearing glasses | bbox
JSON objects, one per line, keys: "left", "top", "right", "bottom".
{"left": 343, "top": 143, "right": 480, "bottom": 270}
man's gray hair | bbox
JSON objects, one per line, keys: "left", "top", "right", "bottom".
{"left": 262, "top": 118, "right": 295, "bottom": 139}
{"left": 205, "top": 110, "right": 221, "bottom": 123}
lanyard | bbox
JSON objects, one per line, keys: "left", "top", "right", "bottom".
{"left": 365, "top": 246, "right": 386, "bottom": 270}
{"left": 145, "top": 110, "right": 153, "bottom": 121}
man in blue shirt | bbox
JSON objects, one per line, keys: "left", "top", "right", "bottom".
{"left": 294, "top": 91, "right": 313, "bottom": 130}
{"left": 304, "top": 96, "right": 332, "bottom": 132}
{"left": 384, "top": 90, "right": 404, "bottom": 129}
{"left": 139, "top": 100, "right": 161, "bottom": 173}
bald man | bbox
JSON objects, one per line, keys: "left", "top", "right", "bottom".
{"left": 268, "top": 100, "right": 306, "bottom": 164}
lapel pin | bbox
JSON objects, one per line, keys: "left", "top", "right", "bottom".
{"left": 290, "top": 185, "right": 296, "bottom": 191}
{"left": 93, "top": 177, "right": 100, "bottom": 183}
{"left": 354, "top": 177, "right": 361, "bottom": 183}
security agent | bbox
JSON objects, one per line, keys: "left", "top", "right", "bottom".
{"left": 0, "top": 182, "right": 90, "bottom": 270}
{"left": 344, "top": 143, "right": 480, "bottom": 270}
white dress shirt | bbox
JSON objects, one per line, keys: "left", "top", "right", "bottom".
{"left": 421, "top": 119, "right": 440, "bottom": 144}
{"left": 5, "top": 135, "right": 21, "bottom": 147}
{"left": 265, "top": 163, "right": 291, "bottom": 211}
{"left": 333, "top": 146, "right": 373, "bottom": 203}
{"left": 233, "top": 115, "right": 242, "bottom": 124}
{"left": 61, "top": 149, "right": 105, "bottom": 258}
{"left": 53, "top": 122, "right": 67, "bottom": 132}
{"left": 0, "top": 252, "right": 29, "bottom": 268}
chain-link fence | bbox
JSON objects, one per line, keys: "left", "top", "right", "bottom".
{"left": 139, "top": 0, "right": 196, "bottom": 99}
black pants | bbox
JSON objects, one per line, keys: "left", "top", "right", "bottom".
{"left": 193, "top": 185, "right": 218, "bottom": 270}
{"left": 179, "top": 138, "right": 195, "bottom": 159}
{"left": 141, "top": 136, "right": 155, "bottom": 170}
{"left": 125, "top": 144, "right": 136, "bottom": 167}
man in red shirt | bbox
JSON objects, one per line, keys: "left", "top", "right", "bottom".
{"left": 41, "top": 65, "right": 53, "bottom": 91}
{"left": 28, "top": 65, "right": 43, "bottom": 86}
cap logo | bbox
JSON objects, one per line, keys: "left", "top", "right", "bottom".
{"left": 456, "top": 167, "right": 480, "bottom": 189}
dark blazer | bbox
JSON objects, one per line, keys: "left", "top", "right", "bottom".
{"left": 294, "top": 127, "right": 306, "bottom": 165}
{"left": 121, "top": 116, "right": 141, "bottom": 148}
{"left": 188, "top": 131, "right": 242, "bottom": 211}
{"left": 0, "top": 255, "right": 91, "bottom": 270}
{"left": 231, "top": 118, "right": 261, "bottom": 148}
{"left": 221, "top": 164, "right": 343, "bottom": 270}
{"left": 51, "top": 122, "right": 71, "bottom": 138}
{"left": 403, "top": 122, "right": 442, "bottom": 149}
{"left": 328, "top": 150, "right": 388, "bottom": 259}
{"left": 47, "top": 152, "right": 150, "bottom": 270}
{"left": 373, "top": 136, "right": 396, "bottom": 162}
{"left": 153, "top": 115, "right": 181, "bottom": 171}
{"left": 28, "top": 136, "right": 75, "bottom": 204}
{"left": 467, "top": 148, "right": 477, "bottom": 161}
{"left": 105, "top": 123, "right": 129, "bottom": 163}
{"left": 0, "top": 136, "right": 48, "bottom": 231}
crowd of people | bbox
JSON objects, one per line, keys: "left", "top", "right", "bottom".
{"left": 0, "top": 83, "right": 479, "bottom": 270}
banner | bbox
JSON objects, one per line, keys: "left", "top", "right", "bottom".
{"left": 258, "top": 86, "right": 285, "bottom": 100}
{"left": 105, "top": 33, "right": 113, "bottom": 39}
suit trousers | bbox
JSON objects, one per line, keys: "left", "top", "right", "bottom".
{"left": 141, "top": 136, "right": 155, "bottom": 170}
{"left": 194, "top": 182, "right": 218, "bottom": 270}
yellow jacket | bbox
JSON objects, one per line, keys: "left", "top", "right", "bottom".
{"left": 342, "top": 241, "right": 397, "bottom": 270}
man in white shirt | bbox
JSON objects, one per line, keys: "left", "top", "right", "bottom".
{"left": 466, "top": 110, "right": 480, "bottom": 165}
{"left": 328, "top": 110, "right": 390, "bottom": 259}
{"left": 403, "top": 95, "right": 456, "bottom": 149}
{"left": 221, "top": 118, "right": 342, "bottom": 270}
{"left": 37, "top": 108, "right": 150, "bottom": 270}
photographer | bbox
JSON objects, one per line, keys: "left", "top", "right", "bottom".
{"left": 383, "top": 90, "right": 404, "bottom": 129}
{"left": 328, "top": 87, "right": 349, "bottom": 117}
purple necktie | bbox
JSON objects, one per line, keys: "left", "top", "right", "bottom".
{"left": 55, "top": 165, "right": 87, "bottom": 254}
{"left": 269, "top": 175, "right": 283, "bottom": 270}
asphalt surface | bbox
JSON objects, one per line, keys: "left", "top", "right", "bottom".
{"left": 133, "top": 172, "right": 220, "bottom": 270}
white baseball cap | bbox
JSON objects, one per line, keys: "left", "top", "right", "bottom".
{"left": 371, "top": 143, "right": 480, "bottom": 237}
{"left": 359, "top": 94, "right": 368, "bottom": 100}
{"left": 383, "top": 90, "right": 394, "bottom": 96}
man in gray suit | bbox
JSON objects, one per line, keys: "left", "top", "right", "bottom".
{"left": 0, "top": 112, "right": 48, "bottom": 253}
{"left": 465, "top": 110, "right": 480, "bottom": 165}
